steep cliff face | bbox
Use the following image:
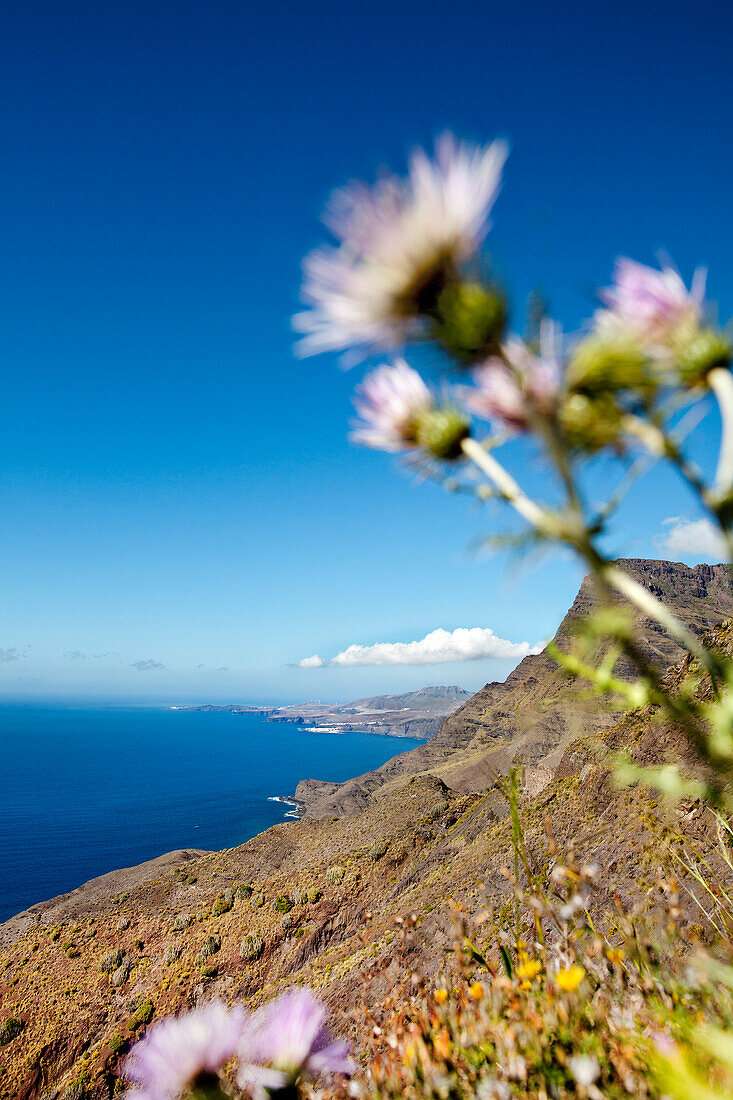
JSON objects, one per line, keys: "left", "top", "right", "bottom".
{"left": 299, "top": 560, "right": 733, "bottom": 817}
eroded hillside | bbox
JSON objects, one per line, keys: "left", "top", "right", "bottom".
{"left": 298, "top": 560, "right": 733, "bottom": 816}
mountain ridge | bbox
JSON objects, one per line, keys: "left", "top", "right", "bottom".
{"left": 296, "top": 559, "right": 733, "bottom": 817}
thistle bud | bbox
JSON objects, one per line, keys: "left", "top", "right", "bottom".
{"left": 566, "top": 334, "right": 653, "bottom": 397}
{"left": 559, "top": 391, "right": 625, "bottom": 452}
{"left": 415, "top": 407, "right": 471, "bottom": 461}
{"left": 189, "top": 1074, "right": 231, "bottom": 1100}
{"left": 434, "top": 280, "right": 507, "bottom": 360}
{"left": 675, "top": 328, "right": 732, "bottom": 387}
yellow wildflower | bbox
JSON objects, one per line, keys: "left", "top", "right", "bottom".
{"left": 469, "top": 981, "right": 484, "bottom": 1000}
{"left": 606, "top": 948, "right": 624, "bottom": 965}
{"left": 520, "top": 980, "right": 531, "bottom": 991}
{"left": 516, "top": 959, "right": 542, "bottom": 980}
{"left": 555, "top": 965, "right": 585, "bottom": 992}
{"left": 434, "top": 1028, "right": 452, "bottom": 1060}
{"left": 434, "top": 988, "right": 448, "bottom": 1005}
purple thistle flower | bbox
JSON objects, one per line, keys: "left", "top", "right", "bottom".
{"left": 465, "top": 336, "right": 560, "bottom": 432}
{"left": 122, "top": 1000, "right": 246, "bottom": 1099}
{"left": 236, "top": 987, "right": 355, "bottom": 1097}
{"left": 351, "top": 359, "right": 434, "bottom": 452}
{"left": 293, "top": 134, "right": 508, "bottom": 361}
{"left": 597, "top": 257, "right": 706, "bottom": 342}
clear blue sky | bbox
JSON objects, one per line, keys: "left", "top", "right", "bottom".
{"left": 1, "top": 0, "right": 731, "bottom": 703}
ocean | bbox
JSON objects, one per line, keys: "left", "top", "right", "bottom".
{"left": 0, "top": 704, "right": 425, "bottom": 922}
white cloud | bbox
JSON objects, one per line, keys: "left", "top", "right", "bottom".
{"left": 657, "top": 516, "right": 727, "bottom": 562}
{"left": 294, "top": 654, "right": 326, "bottom": 669}
{"left": 315, "top": 627, "right": 538, "bottom": 668}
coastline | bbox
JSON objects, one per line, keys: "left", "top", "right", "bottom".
{"left": 0, "top": 704, "right": 431, "bottom": 924}
{"left": 266, "top": 794, "right": 305, "bottom": 819}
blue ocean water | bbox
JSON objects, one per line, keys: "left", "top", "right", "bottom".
{"left": 0, "top": 705, "right": 425, "bottom": 922}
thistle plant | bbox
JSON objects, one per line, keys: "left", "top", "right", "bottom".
{"left": 120, "top": 991, "right": 353, "bottom": 1100}
{"left": 295, "top": 132, "right": 733, "bottom": 810}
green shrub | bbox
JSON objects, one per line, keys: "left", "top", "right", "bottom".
{"left": 197, "top": 934, "right": 221, "bottom": 961}
{"left": 60, "top": 1084, "right": 86, "bottom": 1100}
{"left": 99, "top": 948, "right": 124, "bottom": 973}
{"left": 307, "top": 887, "right": 322, "bottom": 904}
{"left": 111, "top": 960, "right": 131, "bottom": 987}
{"left": 369, "top": 840, "right": 388, "bottom": 861}
{"left": 239, "top": 933, "right": 263, "bottom": 960}
{"left": 0, "top": 1017, "right": 24, "bottom": 1046}
{"left": 127, "top": 1000, "right": 154, "bottom": 1031}
{"left": 274, "top": 895, "right": 293, "bottom": 913}
{"left": 62, "top": 940, "right": 80, "bottom": 958}
{"left": 200, "top": 964, "right": 217, "bottom": 978}
{"left": 212, "top": 893, "right": 233, "bottom": 916}
{"left": 235, "top": 884, "right": 253, "bottom": 900}
{"left": 108, "top": 1033, "right": 126, "bottom": 1055}
{"left": 425, "top": 800, "right": 450, "bottom": 822}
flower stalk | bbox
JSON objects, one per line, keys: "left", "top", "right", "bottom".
{"left": 709, "top": 366, "right": 733, "bottom": 498}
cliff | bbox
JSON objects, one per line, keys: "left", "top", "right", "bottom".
{"left": 297, "top": 560, "right": 733, "bottom": 816}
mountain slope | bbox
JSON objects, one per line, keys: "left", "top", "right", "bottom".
{"left": 298, "top": 560, "right": 733, "bottom": 816}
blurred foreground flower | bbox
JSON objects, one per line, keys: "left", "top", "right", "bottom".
{"left": 594, "top": 258, "right": 731, "bottom": 387}
{"left": 123, "top": 1000, "right": 245, "bottom": 1100}
{"left": 352, "top": 359, "right": 469, "bottom": 461}
{"left": 597, "top": 257, "right": 706, "bottom": 344}
{"left": 237, "top": 987, "right": 355, "bottom": 1097}
{"left": 293, "top": 135, "right": 508, "bottom": 361}
{"left": 555, "top": 965, "right": 586, "bottom": 992}
{"left": 465, "top": 335, "right": 560, "bottom": 432}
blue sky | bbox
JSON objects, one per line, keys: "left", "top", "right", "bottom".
{"left": 1, "top": 0, "right": 731, "bottom": 703}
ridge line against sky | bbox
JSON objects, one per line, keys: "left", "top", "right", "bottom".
{"left": 0, "top": 0, "right": 731, "bottom": 701}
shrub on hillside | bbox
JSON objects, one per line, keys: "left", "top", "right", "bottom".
{"left": 239, "top": 933, "right": 263, "bottom": 960}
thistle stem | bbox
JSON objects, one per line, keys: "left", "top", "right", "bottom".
{"left": 460, "top": 437, "right": 555, "bottom": 534}
{"left": 601, "top": 565, "right": 712, "bottom": 671}
{"left": 709, "top": 367, "right": 733, "bottom": 496}
{"left": 461, "top": 435, "right": 719, "bottom": 679}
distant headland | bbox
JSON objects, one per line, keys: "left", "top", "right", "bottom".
{"left": 170, "top": 684, "right": 472, "bottom": 740}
